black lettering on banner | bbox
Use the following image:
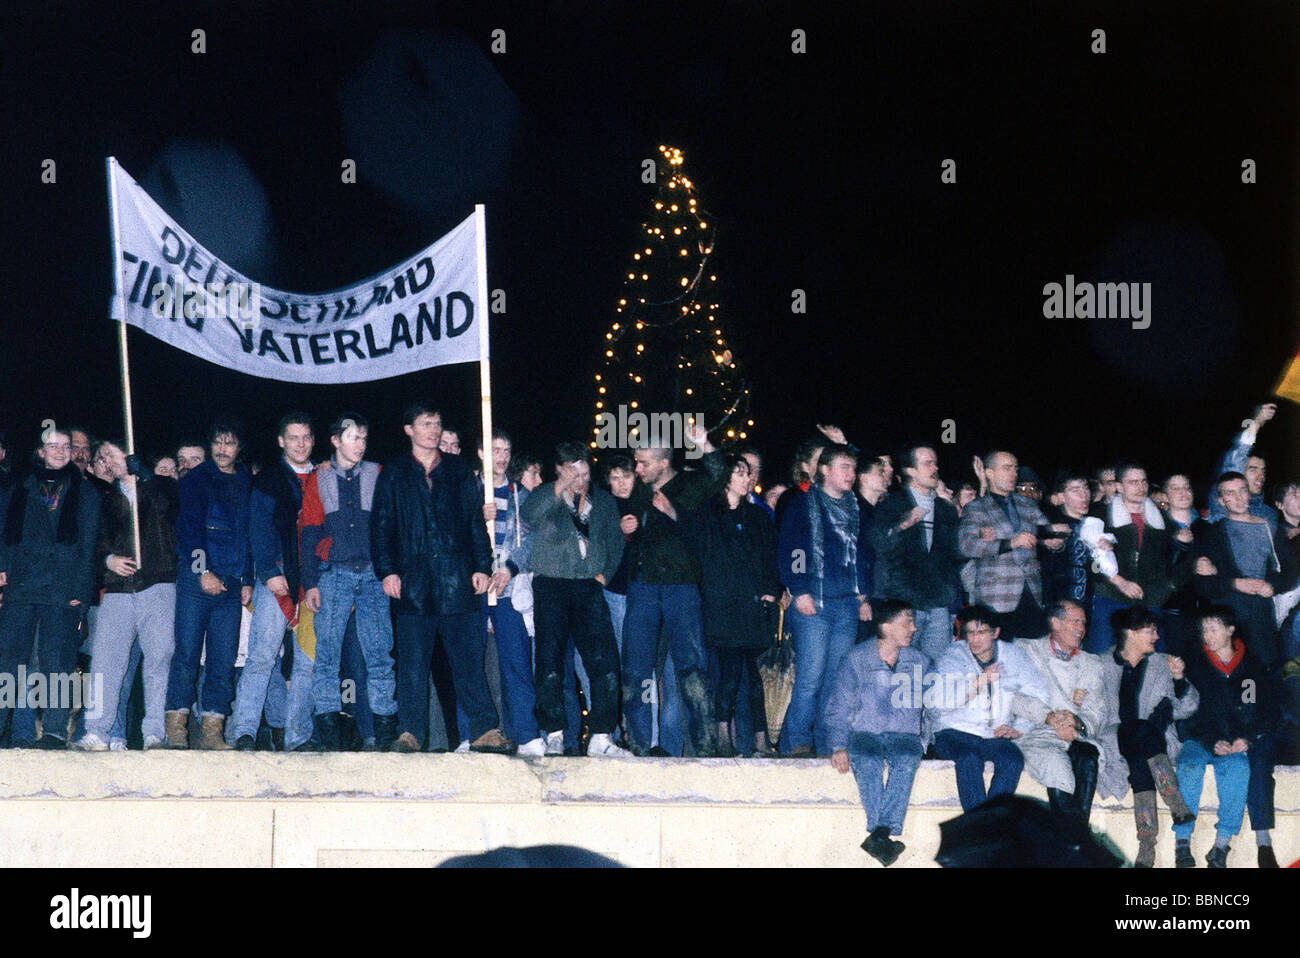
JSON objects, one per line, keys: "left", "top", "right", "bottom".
{"left": 367, "top": 285, "right": 388, "bottom": 310}
{"left": 415, "top": 299, "right": 439, "bottom": 342}
{"left": 309, "top": 333, "right": 334, "bottom": 364}
{"left": 159, "top": 227, "right": 185, "bottom": 265}
{"left": 181, "top": 245, "right": 207, "bottom": 283}
{"left": 284, "top": 332, "right": 308, "bottom": 363}
{"left": 407, "top": 257, "right": 435, "bottom": 294}
{"left": 334, "top": 329, "right": 364, "bottom": 361}
{"left": 126, "top": 255, "right": 149, "bottom": 303}
{"left": 258, "top": 329, "right": 289, "bottom": 362}
{"left": 391, "top": 272, "right": 407, "bottom": 300}
{"left": 446, "top": 291, "right": 473, "bottom": 336}
{"left": 342, "top": 296, "right": 361, "bottom": 320}
{"left": 140, "top": 266, "right": 167, "bottom": 311}
{"left": 390, "top": 313, "right": 414, "bottom": 351}
{"left": 230, "top": 317, "right": 254, "bottom": 353}
{"left": 290, "top": 303, "right": 313, "bottom": 324}
{"left": 363, "top": 323, "right": 392, "bottom": 357}
{"left": 261, "top": 297, "right": 288, "bottom": 319}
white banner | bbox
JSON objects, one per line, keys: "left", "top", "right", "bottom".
{"left": 108, "top": 158, "right": 484, "bottom": 384}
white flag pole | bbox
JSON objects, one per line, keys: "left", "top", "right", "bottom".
{"left": 474, "top": 204, "right": 499, "bottom": 607}
{"left": 106, "top": 157, "right": 142, "bottom": 565}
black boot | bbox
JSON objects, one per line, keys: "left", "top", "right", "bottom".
{"left": 1046, "top": 787, "right": 1074, "bottom": 818}
{"left": 336, "top": 711, "right": 361, "bottom": 751}
{"left": 1069, "top": 742, "right": 1100, "bottom": 822}
{"left": 373, "top": 713, "right": 399, "bottom": 752}
{"left": 313, "top": 713, "right": 341, "bottom": 752}
{"left": 270, "top": 727, "right": 286, "bottom": 752}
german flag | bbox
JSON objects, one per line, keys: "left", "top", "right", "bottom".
{"left": 1274, "top": 350, "right": 1300, "bottom": 405}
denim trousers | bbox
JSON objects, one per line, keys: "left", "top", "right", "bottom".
{"left": 622, "top": 582, "right": 708, "bottom": 753}
{"left": 166, "top": 574, "right": 242, "bottom": 715}
{"left": 933, "top": 728, "right": 1025, "bottom": 811}
{"left": 533, "top": 577, "right": 620, "bottom": 735}
{"left": 395, "top": 610, "right": 496, "bottom": 745}
{"left": 0, "top": 602, "right": 82, "bottom": 742}
{"left": 783, "top": 596, "right": 859, "bottom": 754}
{"left": 848, "top": 731, "right": 925, "bottom": 834}
{"left": 1174, "top": 739, "right": 1250, "bottom": 842}
{"left": 481, "top": 594, "right": 539, "bottom": 744}
{"left": 85, "top": 585, "right": 176, "bottom": 742}
{"left": 312, "top": 566, "right": 396, "bottom": 718}
{"left": 229, "top": 581, "right": 298, "bottom": 740}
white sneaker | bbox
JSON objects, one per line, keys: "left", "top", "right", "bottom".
{"left": 517, "top": 736, "right": 546, "bottom": 757}
{"left": 142, "top": 734, "right": 164, "bottom": 750}
{"left": 109, "top": 738, "right": 128, "bottom": 752}
{"left": 454, "top": 739, "right": 470, "bottom": 753}
{"left": 586, "top": 733, "right": 628, "bottom": 758}
{"left": 544, "top": 731, "right": 565, "bottom": 756}
{"left": 71, "top": 732, "right": 109, "bottom": 751}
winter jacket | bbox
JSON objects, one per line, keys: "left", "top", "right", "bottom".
{"left": 625, "top": 452, "right": 726, "bottom": 585}
{"left": 174, "top": 458, "right": 253, "bottom": 586}
{"left": 250, "top": 458, "right": 312, "bottom": 594}
{"left": 1016, "top": 637, "right": 1111, "bottom": 792}
{"left": 823, "top": 640, "right": 927, "bottom": 750}
{"left": 777, "top": 486, "right": 872, "bottom": 607}
{"left": 299, "top": 459, "right": 381, "bottom": 589}
{"left": 1081, "top": 497, "right": 1192, "bottom": 607}
{"left": 871, "top": 487, "right": 961, "bottom": 609}
{"left": 0, "top": 464, "right": 101, "bottom": 607}
{"left": 930, "top": 639, "right": 1051, "bottom": 739}
{"left": 520, "top": 482, "right": 623, "bottom": 583}
{"left": 1096, "top": 651, "right": 1199, "bottom": 799}
{"left": 1178, "top": 639, "right": 1278, "bottom": 750}
{"left": 680, "top": 496, "right": 782, "bottom": 648}
{"left": 97, "top": 476, "right": 179, "bottom": 593}
{"left": 957, "top": 493, "right": 1052, "bottom": 613}
{"left": 370, "top": 452, "right": 493, "bottom": 616}
{"left": 1194, "top": 516, "right": 1297, "bottom": 667}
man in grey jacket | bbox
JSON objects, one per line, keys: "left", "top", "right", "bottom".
{"left": 520, "top": 441, "right": 626, "bottom": 757}
{"left": 824, "top": 599, "right": 926, "bottom": 866}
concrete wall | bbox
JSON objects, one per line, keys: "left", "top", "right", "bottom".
{"left": 1, "top": 754, "right": 1295, "bottom": 867}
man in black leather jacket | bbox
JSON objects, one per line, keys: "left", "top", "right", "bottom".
{"left": 371, "top": 400, "right": 511, "bottom": 754}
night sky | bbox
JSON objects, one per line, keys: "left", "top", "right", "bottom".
{"left": 2, "top": 0, "right": 1297, "bottom": 499}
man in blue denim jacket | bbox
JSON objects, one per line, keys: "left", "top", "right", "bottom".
{"left": 164, "top": 422, "right": 252, "bottom": 749}
{"left": 824, "top": 599, "right": 926, "bottom": 866}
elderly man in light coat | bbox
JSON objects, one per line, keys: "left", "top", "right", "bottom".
{"left": 1016, "top": 599, "right": 1108, "bottom": 822}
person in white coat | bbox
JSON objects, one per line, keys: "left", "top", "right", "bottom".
{"left": 931, "top": 604, "right": 1052, "bottom": 811}
{"left": 1016, "top": 599, "right": 1108, "bottom": 821}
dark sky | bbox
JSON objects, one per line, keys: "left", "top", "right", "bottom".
{"left": 2, "top": 0, "right": 1297, "bottom": 499}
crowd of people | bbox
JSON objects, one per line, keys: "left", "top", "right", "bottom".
{"left": 0, "top": 401, "right": 1297, "bottom": 869}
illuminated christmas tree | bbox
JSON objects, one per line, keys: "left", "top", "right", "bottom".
{"left": 591, "top": 145, "right": 752, "bottom": 457}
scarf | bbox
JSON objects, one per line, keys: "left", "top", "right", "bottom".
{"left": 1204, "top": 637, "right": 1246, "bottom": 677}
{"left": 567, "top": 490, "right": 593, "bottom": 559}
{"left": 3, "top": 464, "right": 82, "bottom": 545}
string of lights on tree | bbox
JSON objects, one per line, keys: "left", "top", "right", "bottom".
{"left": 591, "top": 145, "right": 753, "bottom": 456}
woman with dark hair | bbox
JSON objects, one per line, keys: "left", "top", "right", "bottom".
{"left": 1099, "top": 605, "right": 1198, "bottom": 867}
{"left": 1175, "top": 605, "right": 1280, "bottom": 868}
{"left": 683, "top": 454, "right": 783, "bottom": 756}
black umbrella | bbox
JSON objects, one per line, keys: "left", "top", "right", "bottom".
{"left": 936, "top": 794, "right": 1125, "bottom": 868}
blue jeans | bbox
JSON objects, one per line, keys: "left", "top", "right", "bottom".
{"left": 166, "top": 574, "right": 242, "bottom": 715}
{"left": 623, "top": 582, "right": 708, "bottom": 753}
{"left": 654, "top": 655, "right": 682, "bottom": 753}
{"left": 339, "top": 618, "right": 374, "bottom": 739}
{"left": 1087, "top": 596, "right": 1164, "bottom": 654}
{"left": 1174, "top": 739, "right": 1249, "bottom": 842}
{"left": 482, "top": 595, "right": 538, "bottom": 744}
{"left": 848, "top": 731, "right": 924, "bottom": 834}
{"left": 312, "top": 566, "right": 396, "bottom": 718}
{"left": 1283, "top": 611, "right": 1300, "bottom": 663}
{"left": 229, "top": 581, "right": 296, "bottom": 740}
{"left": 783, "top": 596, "right": 859, "bottom": 754}
{"left": 283, "top": 638, "right": 315, "bottom": 751}
{"left": 911, "top": 608, "right": 954, "bottom": 668}
{"left": 933, "top": 728, "right": 1024, "bottom": 811}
